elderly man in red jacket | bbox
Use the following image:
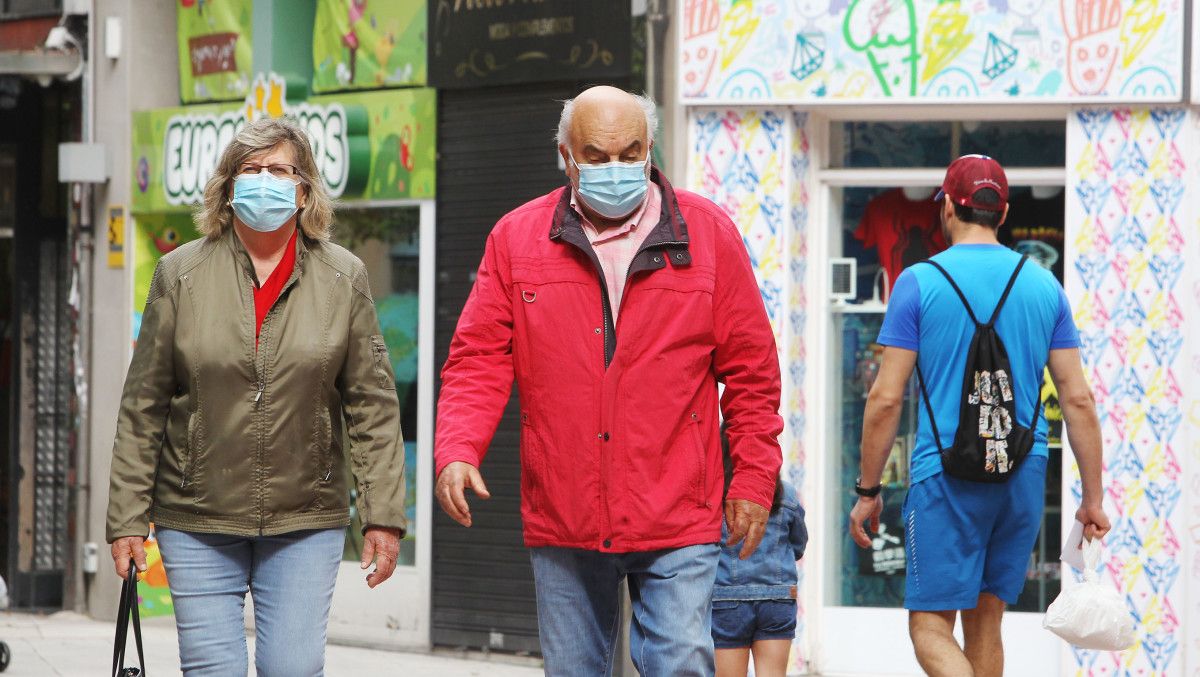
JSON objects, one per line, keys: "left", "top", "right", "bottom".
{"left": 434, "top": 85, "right": 784, "bottom": 676}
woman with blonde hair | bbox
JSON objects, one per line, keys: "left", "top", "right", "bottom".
{"left": 106, "top": 116, "right": 406, "bottom": 675}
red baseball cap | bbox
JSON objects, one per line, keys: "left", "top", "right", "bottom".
{"left": 935, "top": 154, "right": 1008, "bottom": 211}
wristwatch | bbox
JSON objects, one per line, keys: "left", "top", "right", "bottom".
{"left": 854, "top": 477, "right": 882, "bottom": 498}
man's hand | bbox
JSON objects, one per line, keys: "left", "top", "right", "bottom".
{"left": 1076, "top": 503, "right": 1111, "bottom": 542}
{"left": 849, "top": 495, "right": 883, "bottom": 548}
{"left": 725, "top": 499, "right": 769, "bottom": 559}
{"left": 111, "top": 536, "right": 147, "bottom": 579}
{"left": 435, "top": 461, "right": 491, "bottom": 527}
{"left": 361, "top": 526, "right": 402, "bottom": 588}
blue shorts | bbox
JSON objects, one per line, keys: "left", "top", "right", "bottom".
{"left": 711, "top": 599, "right": 797, "bottom": 648}
{"left": 904, "top": 455, "right": 1047, "bottom": 611}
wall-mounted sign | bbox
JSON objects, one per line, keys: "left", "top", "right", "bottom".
{"left": 107, "top": 205, "right": 125, "bottom": 268}
{"left": 132, "top": 72, "right": 436, "bottom": 213}
{"left": 177, "top": 0, "right": 253, "bottom": 104}
{"left": 681, "top": 0, "right": 1184, "bottom": 103}
{"left": 313, "top": 0, "right": 427, "bottom": 92}
{"left": 429, "top": 0, "right": 631, "bottom": 88}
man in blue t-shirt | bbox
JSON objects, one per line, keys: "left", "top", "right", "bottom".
{"left": 847, "top": 155, "right": 1111, "bottom": 676}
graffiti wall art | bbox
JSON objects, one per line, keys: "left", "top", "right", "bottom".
{"left": 688, "top": 109, "right": 810, "bottom": 670}
{"left": 680, "top": 0, "right": 1183, "bottom": 102}
{"left": 1064, "top": 107, "right": 1188, "bottom": 675}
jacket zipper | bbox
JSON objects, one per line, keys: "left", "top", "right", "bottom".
{"left": 251, "top": 280, "right": 296, "bottom": 535}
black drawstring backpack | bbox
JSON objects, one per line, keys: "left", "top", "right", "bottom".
{"left": 915, "top": 257, "right": 1041, "bottom": 483}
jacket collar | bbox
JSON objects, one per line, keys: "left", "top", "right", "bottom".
{"left": 549, "top": 165, "right": 691, "bottom": 264}
{"left": 225, "top": 226, "right": 308, "bottom": 284}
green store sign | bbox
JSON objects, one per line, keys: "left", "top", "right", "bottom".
{"left": 133, "top": 73, "right": 435, "bottom": 213}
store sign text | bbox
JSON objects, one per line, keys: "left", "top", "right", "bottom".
{"left": 163, "top": 106, "right": 350, "bottom": 206}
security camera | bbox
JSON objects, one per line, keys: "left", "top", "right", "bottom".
{"left": 44, "top": 26, "right": 73, "bottom": 51}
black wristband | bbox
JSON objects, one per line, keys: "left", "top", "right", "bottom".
{"left": 854, "top": 477, "right": 882, "bottom": 498}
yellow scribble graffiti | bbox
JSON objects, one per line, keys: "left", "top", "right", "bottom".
{"left": 719, "top": 1, "right": 761, "bottom": 71}
{"left": 921, "top": 2, "right": 973, "bottom": 83}
{"left": 836, "top": 71, "right": 873, "bottom": 98}
{"left": 1119, "top": 0, "right": 1166, "bottom": 69}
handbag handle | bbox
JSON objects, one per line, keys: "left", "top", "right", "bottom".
{"left": 112, "top": 559, "right": 146, "bottom": 677}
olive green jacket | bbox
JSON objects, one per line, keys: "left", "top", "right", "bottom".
{"left": 106, "top": 230, "right": 406, "bottom": 542}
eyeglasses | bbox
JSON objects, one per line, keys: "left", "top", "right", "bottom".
{"left": 238, "top": 162, "right": 299, "bottom": 179}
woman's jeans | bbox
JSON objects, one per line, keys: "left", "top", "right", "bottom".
{"left": 155, "top": 527, "right": 345, "bottom": 677}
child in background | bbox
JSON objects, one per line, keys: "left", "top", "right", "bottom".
{"left": 713, "top": 432, "right": 808, "bottom": 677}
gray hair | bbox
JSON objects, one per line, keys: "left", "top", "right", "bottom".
{"left": 556, "top": 92, "right": 658, "bottom": 147}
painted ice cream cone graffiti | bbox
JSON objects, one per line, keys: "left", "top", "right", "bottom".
{"left": 682, "top": 0, "right": 721, "bottom": 97}
{"left": 843, "top": 0, "right": 920, "bottom": 97}
{"left": 1061, "top": 0, "right": 1121, "bottom": 95}
{"left": 921, "top": 1, "right": 973, "bottom": 83}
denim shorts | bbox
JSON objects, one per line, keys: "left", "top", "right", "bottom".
{"left": 711, "top": 599, "right": 797, "bottom": 648}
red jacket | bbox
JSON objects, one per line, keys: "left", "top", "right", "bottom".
{"left": 435, "top": 169, "right": 783, "bottom": 552}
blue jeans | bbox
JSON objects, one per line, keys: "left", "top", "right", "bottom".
{"left": 156, "top": 527, "right": 345, "bottom": 676}
{"left": 530, "top": 544, "right": 720, "bottom": 677}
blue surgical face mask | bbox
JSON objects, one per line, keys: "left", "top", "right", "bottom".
{"left": 570, "top": 152, "right": 649, "bottom": 220}
{"left": 231, "top": 172, "right": 299, "bottom": 233}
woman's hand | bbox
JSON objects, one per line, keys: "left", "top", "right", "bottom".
{"left": 361, "top": 526, "right": 402, "bottom": 589}
{"left": 111, "top": 536, "right": 148, "bottom": 579}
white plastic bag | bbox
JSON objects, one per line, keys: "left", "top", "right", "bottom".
{"left": 1043, "top": 538, "right": 1135, "bottom": 651}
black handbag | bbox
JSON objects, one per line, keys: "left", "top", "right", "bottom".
{"left": 112, "top": 560, "right": 146, "bottom": 677}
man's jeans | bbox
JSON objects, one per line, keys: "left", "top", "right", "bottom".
{"left": 530, "top": 544, "right": 720, "bottom": 676}
{"left": 156, "top": 527, "right": 345, "bottom": 676}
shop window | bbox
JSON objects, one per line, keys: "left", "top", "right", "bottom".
{"left": 334, "top": 206, "right": 420, "bottom": 567}
{"left": 831, "top": 120, "right": 1065, "bottom": 169}
{"left": 823, "top": 120, "right": 1066, "bottom": 612}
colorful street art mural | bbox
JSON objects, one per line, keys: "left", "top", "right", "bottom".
{"left": 688, "top": 109, "right": 811, "bottom": 671}
{"left": 312, "top": 0, "right": 427, "bottom": 92}
{"left": 680, "top": 0, "right": 1184, "bottom": 102}
{"left": 177, "top": 0, "right": 253, "bottom": 104}
{"left": 1065, "top": 107, "right": 1188, "bottom": 675}
{"left": 137, "top": 525, "right": 174, "bottom": 618}
{"left": 786, "top": 111, "right": 811, "bottom": 674}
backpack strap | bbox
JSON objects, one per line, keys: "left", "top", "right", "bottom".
{"left": 918, "top": 260, "right": 980, "bottom": 325}
{"left": 915, "top": 363, "right": 945, "bottom": 455}
{"left": 986, "top": 256, "right": 1029, "bottom": 327}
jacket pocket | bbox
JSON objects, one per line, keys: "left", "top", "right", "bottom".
{"left": 369, "top": 335, "right": 395, "bottom": 390}
{"left": 520, "top": 412, "right": 543, "bottom": 513}
{"left": 312, "top": 407, "right": 333, "bottom": 485}
{"left": 181, "top": 411, "right": 199, "bottom": 492}
{"left": 688, "top": 413, "right": 708, "bottom": 508}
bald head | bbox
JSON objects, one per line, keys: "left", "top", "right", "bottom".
{"left": 556, "top": 86, "right": 657, "bottom": 151}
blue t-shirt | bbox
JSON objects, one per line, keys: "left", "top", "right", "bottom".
{"left": 878, "top": 245, "right": 1080, "bottom": 484}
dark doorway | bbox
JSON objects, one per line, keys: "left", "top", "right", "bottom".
{"left": 0, "top": 75, "right": 78, "bottom": 610}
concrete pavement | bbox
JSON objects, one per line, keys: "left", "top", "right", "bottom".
{"left": 0, "top": 611, "right": 543, "bottom": 676}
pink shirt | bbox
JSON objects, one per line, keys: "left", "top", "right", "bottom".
{"left": 571, "top": 183, "right": 662, "bottom": 324}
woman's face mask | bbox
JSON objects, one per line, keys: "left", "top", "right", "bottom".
{"left": 230, "top": 172, "right": 299, "bottom": 233}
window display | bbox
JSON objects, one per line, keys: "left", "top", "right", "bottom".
{"left": 853, "top": 187, "right": 946, "bottom": 292}
{"left": 831, "top": 311, "right": 916, "bottom": 607}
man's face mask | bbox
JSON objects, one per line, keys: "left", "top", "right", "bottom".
{"left": 569, "top": 151, "right": 649, "bottom": 220}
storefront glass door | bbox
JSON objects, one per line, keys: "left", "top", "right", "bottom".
{"left": 817, "top": 119, "right": 1069, "bottom": 675}
{"left": 325, "top": 201, "right": 434, "bottom": 648}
